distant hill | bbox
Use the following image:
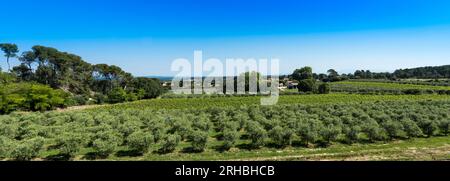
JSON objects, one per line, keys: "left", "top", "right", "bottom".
{"left": 393, "top": 65, "right": 450, "bottom": 79}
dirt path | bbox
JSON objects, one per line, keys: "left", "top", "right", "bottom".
{"left": 228, "top": 145, "right": 450, "bottom": 161}
{"left": 56, "top": 104, "right": 106, "bottom": 112}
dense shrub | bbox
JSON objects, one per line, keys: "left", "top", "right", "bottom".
{"left": 317, "top": 83, "right": 331, "bottom": 94}
{"left": 0, "top": 71, "right": 16, "bottom": 85}
{"left": 107, "top": 87, "right": 128, "bottom": 103}
{"left": 0, "top": 83, "right": 67, "bottom": 113}
{"left": 93, "top": 93, "right": 107, "bottom": 104}
{"left": 72, "top": 95, "right": 88, "bottom": 106}
{"left": 298, "top": 79, "right": 315, "bottom": 92}
{"left": 130, "top": 77, "right": 164, "bottom": 99}
{"left": 126, "top": 92, "right": 140, "bottom": 102}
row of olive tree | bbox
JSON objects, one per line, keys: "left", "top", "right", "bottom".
{"left": 0, "top": 100, "right": 448, "bottom": 160}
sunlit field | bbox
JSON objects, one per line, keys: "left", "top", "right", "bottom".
{"left": 1, "top": 93, "right": 449, "bottom": 161}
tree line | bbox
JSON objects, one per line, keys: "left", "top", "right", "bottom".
{"left": 283, "top": 65, "right": 450, "bottom": 83}
{"left": 393, "top": 65, "right": 450, "bottom": 79}
{"left": 283, "top": 64, "right": 450, "bottom": 93}
{"left": 0, "top": 43, "right": 164, "bottom": 113}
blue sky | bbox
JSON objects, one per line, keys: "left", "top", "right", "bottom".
{"left": 2, "top": 0, "right": 450, "bottom": 76}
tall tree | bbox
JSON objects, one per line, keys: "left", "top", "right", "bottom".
{"left": 292, "top": 66, "right": 313, "bottom": 81}
{"left": 18, "top": 51, "right": 36, "bottom": 70}
{"left": 327, "top": 69, "right": 338, "bottom": 77}
{"left": 292, "top": 66, "right": 316, "bottom": 92}
{"left": 93, "top": 64, "right": 132, "bottom": 94}
{"left": 0, "top": 43, "right": 19, "bottom": 71}
{"left": 327, "top": 69, "right": 340, "bottom": 82}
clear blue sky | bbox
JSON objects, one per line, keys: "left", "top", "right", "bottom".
{"left": 2, "top": 0, "right": 450, "bottom": 76}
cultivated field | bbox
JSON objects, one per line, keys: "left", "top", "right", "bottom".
{"left": 330, "top": 81, "right": 450, "bottom": 94}
{"left": 1, "top": 92, "right": 449, "bottom": 161}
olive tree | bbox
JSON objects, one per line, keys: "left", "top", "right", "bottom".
{"left": 438, "top": 120, "right": 450, "bottom": 135}
{"left": 400, "top": 118, "right": 423, "bottom": 138}
{"left": 92, "top": 131, "right": 123, "bottom": 157}
{"left": 159, "top": 134, "right": 181, "bottom": 153}
{"left": 269, "top": 126, "right": 294, "bottom": 147}
{"left": 296, "top": 120, "right": 323, "bottom": 146}
{"left": 381, "top": 120, "right": 406, "bottom": 139}
{"left": 222, "top": 128, "right": 240, "bottom": 151}
{"left": 361, "top": 119, "right": 388, "bottom": 142}
{"left": 320, "top": 124, "right": 342, "bottom": 144}
{"left": 55, "top": 133, "right": 84, "bottom": 158}
{"left": 0, "top": 136, "right": 13, "bottom": 158}
{"left": 344, "top": 126, "right": 361, "bottom": 143}
{"left": 126, "top": 131, "right": 154, "bottom": 154}
{"left": 246, "top": 121, "right": 267, "bottom": 148}
{"left": 418, "top": 120, "right": 439, "bottom": 137}
{"left": 188, "top": 130, "right": 208, "bottom": 152}
{"left": 11, "top": 137, "right": 44, "bottom": 161}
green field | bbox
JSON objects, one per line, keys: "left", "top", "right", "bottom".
{"left": 1, "top": 93, "right": 449, "bottom": 161}
{"left": 97, "top": 93, "right": 450, "bottom": 111}
{"left": 331, "top": 80, "right": 450, "bottom": 91}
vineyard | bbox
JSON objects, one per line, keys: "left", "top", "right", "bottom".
{"left": 346, "top": 79, "right": 450, "bottom": 87}
{"left": 0, "top": 93, "right": 449, "bottom": 160}
{"left": 100, "top": 93, "right": 450, "bottom": 111}
{"left": 330, "top": 81, "right": 450, "bottom": 94}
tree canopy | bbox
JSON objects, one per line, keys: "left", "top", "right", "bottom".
{"left": 0, "top": 43, "right": 19, "bottom": 71}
